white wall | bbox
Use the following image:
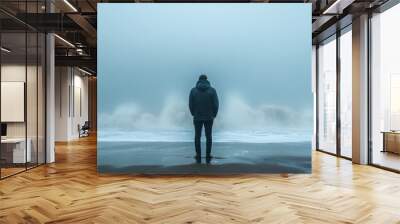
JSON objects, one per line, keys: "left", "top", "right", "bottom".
{"left": 71, "top": 72, "right": 89, "bottom": 138}
{"left": 1, "top": 65, "right": 39, "bottom": 137}
{"left": 55, "top": 67, "right": 89, "bottom": 141}
{"left": 1, "top": 65, "right": 27, "bottom": 140}
{"left": 55, "top": 66, "right": 70, "bottom": 141}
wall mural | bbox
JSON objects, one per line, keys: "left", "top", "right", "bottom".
{"left": 98, "top": 3, "right": 312, "bottom": 174}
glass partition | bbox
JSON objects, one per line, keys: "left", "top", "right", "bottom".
{"left": 0, "top": 1, "right": 46, "bottom": 179}
{"left": 0, "top": 31, "right": 28, "bottom": 177}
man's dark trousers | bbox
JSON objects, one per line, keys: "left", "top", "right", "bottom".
{"left": 194, "top": 119, "right": 213, "bottom": 158}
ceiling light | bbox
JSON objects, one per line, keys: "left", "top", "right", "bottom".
{"left": 76, "top": 48, "right": 84, "bottom": 55}
{"left": 1, "top": 47, "right": 11, "bottom": 53}
{"left": 54, "top": 34, "right": 75, "bottom": 48}
{"left": 78, "top": 67, "right": 93, "bottom": 76}
{"left": 323, "top": 0, "right": 354, "bottom": 15}
{"left": 323, "top": 0, "right": 341, "bottom": 14}
{"left": 63, "top": 0, "right": 78, "bottom": 12}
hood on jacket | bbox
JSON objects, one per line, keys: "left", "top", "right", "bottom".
{"left": 196, "top": 79, "right": 211, "bottom": 91}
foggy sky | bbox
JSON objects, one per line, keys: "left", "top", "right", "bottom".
{"left": 98, "top": 4, "right": 312, "bottom": 130}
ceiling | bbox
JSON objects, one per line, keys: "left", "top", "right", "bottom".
{"left": 0, "top": 0, "right": 392, "bottom": 75}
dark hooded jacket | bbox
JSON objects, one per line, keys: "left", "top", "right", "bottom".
{"left": 189, "top": 79, "right": 219, "bottom": 121}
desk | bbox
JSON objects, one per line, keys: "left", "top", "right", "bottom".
{"left": 1, "top": 138, "right": 31, "bottom": 163}
{"left": 382, "top": 131, "right": 400, "bottom": 154}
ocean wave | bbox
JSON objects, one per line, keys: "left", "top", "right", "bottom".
{"left": 99, "top": 94, "right": 312, "bottom": 131}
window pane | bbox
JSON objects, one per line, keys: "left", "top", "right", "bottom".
{"left": 318, "top": 37, "right": 337, "bottom": 154}
{"left": 371, "top": 4, "right": 400, "bottom": 171}
{"left": 340, "top": 29, "right": 352, "bottom": 158}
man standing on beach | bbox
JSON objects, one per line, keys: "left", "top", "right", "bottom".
{"left": 189, "top": 74, "right": 219, "bottom": 164}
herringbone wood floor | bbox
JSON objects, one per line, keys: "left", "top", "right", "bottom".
{"left": 1, "top": 135, "right": 400, "bottom": 224}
